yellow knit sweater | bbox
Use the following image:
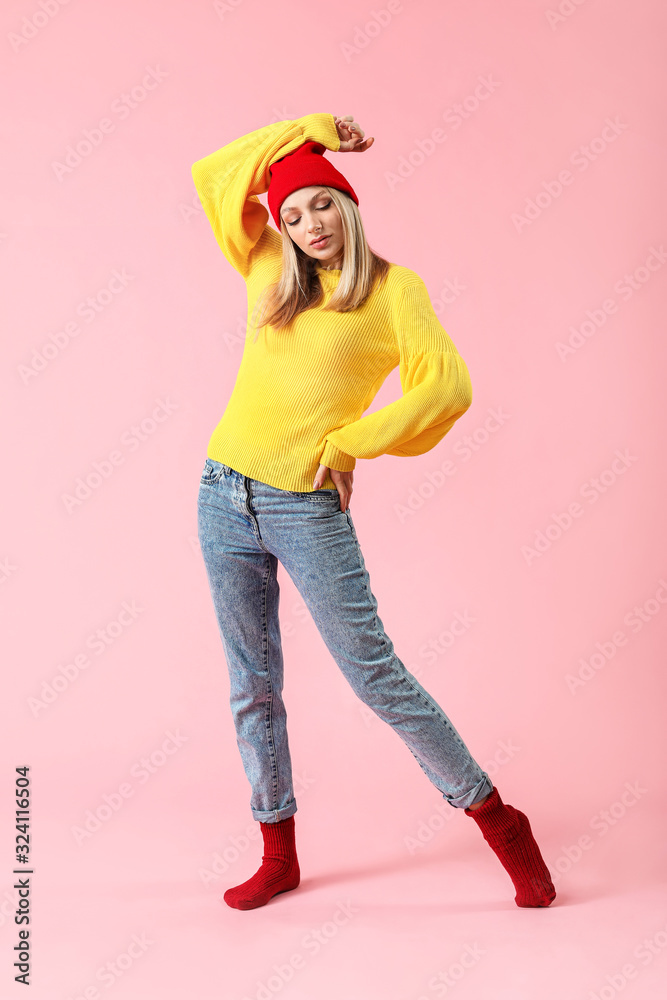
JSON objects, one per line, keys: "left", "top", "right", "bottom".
{"left": 191, "top": 112, "right": 473, "bottom": 493}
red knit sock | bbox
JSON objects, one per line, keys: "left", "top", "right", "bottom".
{"left": 223, "top": 815, "right": 300, "bottom": 910}
{"left": 465, "top": 786, "right": 556, "bottom": 907}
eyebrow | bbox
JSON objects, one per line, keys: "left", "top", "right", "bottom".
{"left": 280, "top": 190, "right": 329, "bottom": 216}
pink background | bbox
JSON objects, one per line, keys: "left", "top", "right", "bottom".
{"left": 2, "top": 0, "right": 666, "bottom": 997}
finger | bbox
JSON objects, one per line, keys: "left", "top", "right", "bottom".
{"left": 313, "top": 463, "right": 327, "bottom": 489}
{"left": 347, "top": 126, "right": 365, "bottom": 141}
{"left": 351, "top": 133, "right": 370, "bottom": 151}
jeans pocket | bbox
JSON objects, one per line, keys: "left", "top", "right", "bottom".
{"left": 291, "top": 489, "right": 340, "bottom": 504}
{"left": 200, "top": 459, "right": 220, "bottom": 485}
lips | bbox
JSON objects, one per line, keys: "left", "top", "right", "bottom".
{"left": 310, "top": 235, "right": 330, "bottom": 248}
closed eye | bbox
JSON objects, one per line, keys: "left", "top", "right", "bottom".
{"left": 287, "top": 200, "right": 332, "bottom": 227}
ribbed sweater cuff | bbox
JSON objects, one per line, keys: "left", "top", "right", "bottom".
{"left": 319, "top": 440, "right": 356, "bottom": 472}
{"left": 302, "top": 113, "right": 341, "bottom": 153}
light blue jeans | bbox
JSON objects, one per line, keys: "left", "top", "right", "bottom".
{"left": 197, "top": 458, "right": 493, "bottom": 823}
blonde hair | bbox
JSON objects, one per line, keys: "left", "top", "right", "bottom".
{"left": 249, "top": 186, "right": 391, "bottom": 341}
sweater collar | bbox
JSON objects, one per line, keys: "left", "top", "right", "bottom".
{"left": 316, "top": 264, "right": 341, "bottom": 283}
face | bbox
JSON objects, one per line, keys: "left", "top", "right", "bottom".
{"left": 280, "top": 186, "right": 345, "bottom": 268}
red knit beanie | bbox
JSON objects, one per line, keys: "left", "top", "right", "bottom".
{"left": 268, "top": 141, "right": 359, "bottom": 231}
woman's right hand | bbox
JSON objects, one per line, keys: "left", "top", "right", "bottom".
{"left": 334, "top": 115, "right": 374, "bottom": 152}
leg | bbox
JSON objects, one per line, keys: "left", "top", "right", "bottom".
{"left": 252, "top": 486, "right": 553, "bottom": 908}
{"left": 468, "top": 792, "right": 492, "bottom": 810}
{"left": 264, "top": 498, "right": 493, "bottom": 810}
{"left": 197, "top": 461, "right": 300, "bottom": 909}
{"left": 198, "top": 467, "right": 296, "bottom": 823}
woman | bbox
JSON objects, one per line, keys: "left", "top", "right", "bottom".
{"left": 192, "top": 113, "right": 556, "bottom": 911}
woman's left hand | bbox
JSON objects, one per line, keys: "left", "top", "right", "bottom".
{"left": 313, "top": 464, "right": 354, "bottom": 511}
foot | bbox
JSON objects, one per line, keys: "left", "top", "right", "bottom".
{"left": 223, "top": 857, "right": 300, "bottom": 910}
{"left": 465, "top": 787, "right": 556, "bottom": 907}
{"left": 223, "top": 815, "right": 300, "bottom": 910}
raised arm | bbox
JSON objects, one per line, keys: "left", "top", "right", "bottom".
{"left": 191, "top": 113, "right": 341, "bottom": 280}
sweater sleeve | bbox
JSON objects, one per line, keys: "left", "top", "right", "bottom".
{"left": 319, "top": 278, "right": 473, "bottom": 470}
{"left": 191, "top": 113, "right": 341, "bottom": 280}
